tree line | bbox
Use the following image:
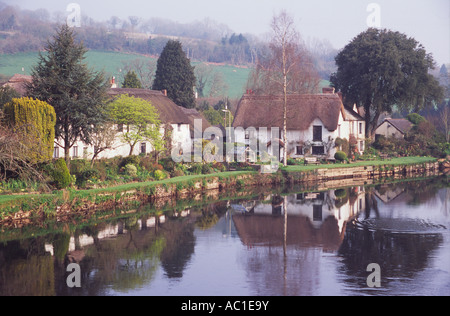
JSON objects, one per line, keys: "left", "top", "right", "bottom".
{"left": 0, "top": 3, "right": 337, "bottom": 80}
{"left": 0, "top": 4, "right": 254, "bottom": 66}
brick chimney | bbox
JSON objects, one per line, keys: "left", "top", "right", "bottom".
{"left": 322, "top": 87, "right": 335, "bottom": 94}
{"left": 162, "top": 89, "right": 167, "bottom": 96}
{"left": 110, "top": 76, "right": 117, "bottom": 89}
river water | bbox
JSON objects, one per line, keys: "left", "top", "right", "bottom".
{"left": 0, "top": 177, "right": 449, "bottom": 296}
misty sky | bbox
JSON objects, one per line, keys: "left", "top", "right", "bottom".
{"left": 4, "top": 0, "right": 450, "bottom": 64}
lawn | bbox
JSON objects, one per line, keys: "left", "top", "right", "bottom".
{"left": 0, "top": 51, "right": 251, "bottom": 99}
{"left": 282, "top": 156, "right": 437, "bottom": 172}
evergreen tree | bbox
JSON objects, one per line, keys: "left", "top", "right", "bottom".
{"left": 27, "top": 25, "right": 109, "bottom": 166}
{"left": 122, "top": 70, "right": 142, "bottom": 89}
{"left": 153, "top": 40, "right": 196, "bottom": 109}
{"left": 331, "top": 28, "right": 443, "bottom": 138}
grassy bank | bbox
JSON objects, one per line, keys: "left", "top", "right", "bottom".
{"left": 0, "top": 156, "right": 440, "bottom": 222}
{"left": 281, "top": 156, "right": 437, "bottom": 172}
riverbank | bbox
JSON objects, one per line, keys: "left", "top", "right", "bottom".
{"left": 0, "top": 157, "right": 444, "bottom": 224}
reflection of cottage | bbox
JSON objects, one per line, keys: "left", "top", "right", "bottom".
{"left": 232, "top": 88, "right": 366, "bottom": 161}
{"left": 54, "top": 88, "right": 193, "bottom": 160}
{"left": 232, "top": 187, "right": 366, "bottom": 251}
{"left": 375, "top": 118, "right": 413, "bottom": 139}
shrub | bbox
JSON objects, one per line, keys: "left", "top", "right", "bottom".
{"left": 335, "top": 137, "right": 350, "bottom": 156}
{"left": 190, "top": 163, "right": 203, "bottom": 175}
{"left": 160, "top": 158, "right": 176, "bottom": 172}
{"left": 51, "top": 158, "right": 72, "bottom": 189}
{"left": 171, "top": 169, "right": 185, "bottom": 178}
{"left": 154, "top": 169, "right": 167, "bottom": 181}
{"left": 334, "top": 151, "right": 347, "bottom": 162}
{"left": 139, "top": 156, "right": 154, "bottom": 171}
{"left": 119, "top": 155, "right": 140, "bottom": 169}
{"left": 76, "top": 168, "right": 99, "bottom": 188}
{"left": 202, "top": 164, "right": 214, "bottom": 174}
{"left": 3, "top": 97, "right": 56, "bottom": 163}
{"left": 125, "top": 164, "right": 138, "bottom": 177}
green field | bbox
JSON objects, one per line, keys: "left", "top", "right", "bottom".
{"left": 0, "top": 51, "right": 251, "bottom": 99}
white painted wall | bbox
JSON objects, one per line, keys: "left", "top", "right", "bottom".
{"left": 53, "top": 123, "right": 192, "bottom": 160}
{"left": 375, "top": 121, "right": 404, "bottom": 139}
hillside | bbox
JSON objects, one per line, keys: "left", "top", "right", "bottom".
{"left": 0, "top": 51, "right": 252, "bottom": 99}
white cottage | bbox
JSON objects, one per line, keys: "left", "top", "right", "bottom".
{"left": 375, "top": 118, "right": 413, "bottom": 139}
{"left": 232, "top": 89, "right": 366, "bottom": 161}
{"left": 53, "top": 88, "right": 192, "bottom": 160}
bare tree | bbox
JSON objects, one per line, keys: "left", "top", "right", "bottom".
{"left": 89, "top": 122, "right": 119, "bottom": 167}
{"left": 248, "top": 11, "right": 320, "bottom": 166}
{"left": 438, "top": 102, "right": 450, "bottom": 142}
{"left": 128, "top": 16, "right": 141, "bottom": 33}
{"left": 121, "top": 58, "right": 157, "bottom": 89}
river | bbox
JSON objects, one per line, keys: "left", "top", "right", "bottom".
{"left": 0, "top": 177, "right": 449, "bottom": 296}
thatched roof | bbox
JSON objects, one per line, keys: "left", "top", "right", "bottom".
{"left": 232, "top": 94, "right": 346, "bottom": 131}
{"left": 233, "top": 214, "right": 344, "bottom": 251}
{"left": 1, "top": 74, "right": 32, "bottom": 96}
{"left": 107, "top": 88, "right": 190, "bottom": 125}
{"left": 177, "top": 106, "right": 211, "bottom": 137}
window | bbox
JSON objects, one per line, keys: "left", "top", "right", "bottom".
{"left": 313, "top": 126, "right": 322, "bottom": 141}
{"left": 141, "top": 142, "right": 147, "bottom": 155}
{"left": 312, "top": 146, "right": 325, "bottom": 155}
{"left": 359, "top": 122, "right": 363, "bottom": 134}
{"left": 296, "top": 146, "right": 303, "bottom": 155}
{"left": 313, "top": 205, "right": 323, "bottom": 221}
{"left": 53, "top": 147, "right": 59, "bottom": 159}
{"left": 72, "top": 146, "right": 78, "bottom": 158}
{"left": 245, "top": 130, "right": 250, "bottom": 139}
{"left": 177, "top": 124, "right": 182, "bottom": 132}
{"left": 83, "top": 147, "right": 89, "bottom": 159}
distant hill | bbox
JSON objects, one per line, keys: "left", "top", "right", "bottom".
{"left": 0, "top": 50, "right": 252, "bottom": 99}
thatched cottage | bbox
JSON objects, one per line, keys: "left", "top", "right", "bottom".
{"left": 53, "top": 88, "right": 193, "bottom": 160}
{"left": 232, "top": 89, "right": 366, "bottom": 160}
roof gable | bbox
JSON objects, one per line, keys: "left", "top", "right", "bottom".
{"left": 378, "top": 118, "right": 413, "bottom": 134}
{"left": 233, "top": 94, "right": 344, "bottom": 131}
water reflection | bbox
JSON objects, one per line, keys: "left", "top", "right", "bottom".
{"left": 0, "top": 177, "right": 448, "bottom": 296}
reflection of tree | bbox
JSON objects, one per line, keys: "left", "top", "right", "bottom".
{"left": 54, "top": 214, "right": 197, "bottom": 295}
{"left": 160, "top": 218, "right": 196, "bottom": 279}
{"left": 364, "top": 189, "right": 380, "bottom": 220}
{"left": 195, "top": 202, "right": 229, "bottom": 230}
{"left": 111, "top": 234, "right": 165, "bottom": 292}
{"left": 339, "top": 226, "right": 443, "bottom": 291}
{"left": 0, "top": 238, "right": 55, "bottom": 296}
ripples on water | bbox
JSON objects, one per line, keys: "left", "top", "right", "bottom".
{"left": 0, "top": 177, "right": 449, "bottom": 296}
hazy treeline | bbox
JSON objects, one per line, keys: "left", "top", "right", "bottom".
{"left": 0, "top": 2, "right": 338, "bottom": 79}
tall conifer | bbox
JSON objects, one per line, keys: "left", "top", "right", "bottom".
{"left": 153, "top": 40, "right": 196, "bottom": 109}
{"left": 27, "top": 24, "right": 109, "bottom": 166}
